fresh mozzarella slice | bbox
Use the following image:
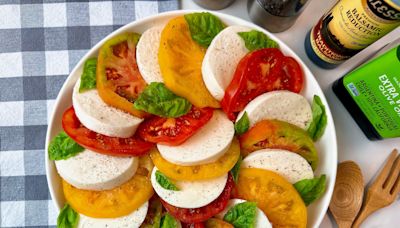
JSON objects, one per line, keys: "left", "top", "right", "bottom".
{"left": 72, "top": 79, "right": 143, "bottom": 138}
{"left": 216, "top": 199, "right": 272, "bottom": 228}
{"left": 55, "top": 149, "right": 138, "bottom": 190}
{"left": 242, "top": 149, "right": 314, "bottom": 183}
{"left": 78, "top": 201, "right": 148, "bottom": 228}
{"left": 136, "top": 26, "right": 164, "bottom": 83}
{"left": 202, "top": 25, "right": 251, "bottom": 100}
{"left": 237, "top": 91, "right": 312, "bottom": 129}
{"left": 157, "top": 110, "right": 234, "bottom": 166}
{"left": 151, "top": 167, "right": 228, "bottom": 209}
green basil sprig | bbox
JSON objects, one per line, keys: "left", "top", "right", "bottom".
{"left": 238, "top": 30, "right": 279, "bottom": 51}
{"left": 48, "top": 132, "right": 84, "bottom": 161}
{"left": 134, "top": 82, "right": 192, "bottom": 118}
{"left": 57, "top": 204, "right": 79, "bottom": 228}
{"left": 235, "top": 112, "right": 250, "bottom": 135}
{"left": 307, "top": 95, "right": 327, "bottom": 141}
{"left": 79, "top": 58, "right": 97, "bottom": 93}
{"left": 155, "top": 170, "right": 180, "bottom": 191}
{"left": 294, "top": 174, "right": 326, "bottom": 206}
{"left": 160, "top": 213, "right": 179, "bottom": 228}
{"left": 223, "top": 202, "right": 257, "bottom": 228}
{"left": 184, "top": 12, "right": 225, "bottom": 47}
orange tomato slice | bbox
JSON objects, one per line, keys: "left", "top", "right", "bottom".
{"left": 158, "top": 16, "right": 220, "bottom": 108}
{"left": 63, "top": 172, "right": 153, "bottom": 218}
{"left": 236, "top": 168, "right": 307, "bottom": 228}
{"left": 150, "top": 138, "right": 240, "bottom": 181}
{"left": 97, "top": 33, "right": 148, "bottom": 118}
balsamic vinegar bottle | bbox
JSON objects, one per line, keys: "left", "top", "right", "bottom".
{"left": 305, "top": 0, "right": 400, "bottom": 69}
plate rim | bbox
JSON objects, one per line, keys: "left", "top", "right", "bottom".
{"left": 45, "top": 9, "right": 337, "bottom": 227}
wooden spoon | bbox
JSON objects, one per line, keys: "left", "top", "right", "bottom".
{"left": 329, "top": 161, "right": 364, "bottom": 228}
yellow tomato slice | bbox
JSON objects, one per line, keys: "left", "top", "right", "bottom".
{"left": 237, "top": 168, "right": 307, "bottom": 228}
{"left": 63, "top": 172, "right": 154, "bottom": 218}
{"left": 158, "top": 16, "right": 220, "bottom": 108}
{"left": 150, "top": 138, "right": 240, "bottom": 181}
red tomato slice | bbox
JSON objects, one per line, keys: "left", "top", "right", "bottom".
{"left": 182, "top": 222, "right": 205, "bottom": 228}
{"left": 137, "top": 107, "right": 213, "bottom": 146}
{"left": 62, "top": 107, "right": 154, "bottom": 157}
{"left": 278, "top": 56, "right": 304, "bottom": 93}
{"left": 221, "top": 48, "right": 303, "bottom": 120}
{"left": 161, "top": 174, "right": 234, "bottom": 223}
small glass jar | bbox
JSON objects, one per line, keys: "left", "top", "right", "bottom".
{"left": 248, "top": 0, "right": 309, "bottom": 33}
{"left": 193, "top": 0, "right": 236, "bottom": 10}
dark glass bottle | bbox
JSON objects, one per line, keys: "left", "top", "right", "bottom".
{"left": 305, "top": 0, "right": 400, "bottom": 69}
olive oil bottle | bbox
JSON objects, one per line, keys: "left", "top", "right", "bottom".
{"left": 333, "top": 42, "right": 400, "bottom": 140}
{"left": 305, "top": 0, "right": 400, "bottom": 69}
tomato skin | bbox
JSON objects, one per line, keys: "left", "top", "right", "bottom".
{"left": 97, "top": 33, "right": 148, "bottom": 118}
{"left": 280, "top": 56, "right": 303, "bottom": 93}
{"left": 158, "top": 16, "right": 220, "bottom": 108}
{"left": 182, "top": 222, "right": 206, "bottom": 228}
{"left": 161, "top": 174, "right": 234, "bottom": 223}
{"left": 62, "top": 107, "right": 154, "bottom": 157}
{"left": 138, "top": 107, "right": 213, "bottom": 146}
{"left": 150, "top": 138, "right": 240, "bottom": 181}
{"left": 221, "top": 48, "right": 303, "bottom": 120}
{"left": 63, "top": 173, "right": 154, "bottom": 218}
{"left": 236, "top": 168, "right": 307, "bottom": 228}
{"left": 239, "top": 119, "right": 318, "bottom": 170}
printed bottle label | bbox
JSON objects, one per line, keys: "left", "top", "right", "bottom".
{"left": 310, "top": 0, "right": 400, "bottom": 64}
{"left": 343, "top": 46, "right": 400, "bottom": 138}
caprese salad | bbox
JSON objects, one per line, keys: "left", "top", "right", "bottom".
{"left": 49, "top": 12, "right": 328, "bottom": 228}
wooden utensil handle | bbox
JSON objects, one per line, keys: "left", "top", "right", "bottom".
{"left": 337, "top": 220, "right": 353, "bottom": 228}
{"left": 352, "top": 205, "right": 377, "bottom": 228}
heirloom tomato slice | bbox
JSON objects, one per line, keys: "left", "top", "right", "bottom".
{"left": 138, "top": 107, "right": 213, "bottom": 146}
{"left": 239, "top": 119, "right": 318, "bottom": 170}
{"left": 161, "top": 174, "right": 234, "bottom": 223}
{"left": 62, "top": 107, "right": 154, "bottom": 157}
{"left": 97, "top": 33, "right": 148, "bottom": 118}
{"left": 221, "top": 48, "right": 304, "bottom": 120}
{"left": 150, "top": 138, "right": 240, "bottom": 181}
{"left": 158, "top": 16, "right": 220, "bottom": 108}
{"left": 236, "top": 168, "right": 307, "bottom": 228}
{"left": 63, "top": 170, "right": 154, "bottom": 218}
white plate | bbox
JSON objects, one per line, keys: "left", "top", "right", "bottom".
{"left": 45, "top": 10, "right": 337, "bottom": 228}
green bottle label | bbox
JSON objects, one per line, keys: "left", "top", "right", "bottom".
{"left": 343, "top": 46, "right": 400, "bottom": 138}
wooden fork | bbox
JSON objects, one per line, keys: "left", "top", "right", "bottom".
{"left": 352, "top": 149, "right": 400, "bottom": 228}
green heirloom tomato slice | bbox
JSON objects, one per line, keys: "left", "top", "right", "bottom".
{"left": 239, "top": 119, "right": 318, "bottom": 170}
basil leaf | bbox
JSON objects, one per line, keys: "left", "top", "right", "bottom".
{"left": 294, "top": 175, "right": 326, "bottom": 206}
{"left": 230, "top": 155, "right": 242, "bottom": 183}
{"left": 184, "top": 12, "right": 225, "bottom": 47}
{"left": 160, "top": 213, "right": 179, "bottom": 228}
{"left": 79, "top": 58, "right": 97, "bottom": 93}
{"left": 307, "top": 95, "right": 327, "bottom": 141}
{"left": 223, "top": 202, "right": 257, "bottom": 228}
{"left": 238, "top": 30, "right": 279, "bottom": 51}
{"left": 57, "top": 203, "right": 79, "bottom": 228}
{"left": 155, "top": 170, "right": 179, "bottom": 191}
{"left": 49, "top": 132, "right": 84, "bottom": 161}
{"left": 235, "top": 112, "right": 250, "bottom": 135}
{"left": 134, "top": 82, "right": 192, "bottom": 118}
